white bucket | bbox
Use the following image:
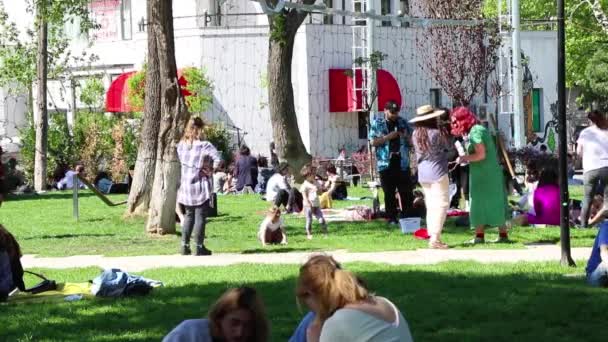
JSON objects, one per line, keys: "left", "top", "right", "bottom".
{"left": 399, "top": 217, "right": 421, "bottom": 234}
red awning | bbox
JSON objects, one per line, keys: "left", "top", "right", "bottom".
{"left": 328, "top": 69, "right": 402, "bottom": 112}
{"left": 105, "top": 71, "right": 137, "bottom": 113}
{"left": 105, "top": 70, "right": 192, "bottom": 113}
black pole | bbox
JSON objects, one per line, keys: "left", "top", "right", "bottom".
{"left": 557, "top": 0, "right": 575, "bottom": 266}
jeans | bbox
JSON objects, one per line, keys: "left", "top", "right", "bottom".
{"left": 421, "top": 175, "right": 450, "bottom": 241}
{"left": 587, "top": 262, "right": 608, "bottom": 287}
{"left": 182, "top": 202, "right": 209, "bottom": 247}
{"left": 379, "top": 158, "right": 414, "bottom": 221}
{"left": 581, "top": 167, "right": 608, "bottom": 227}
{"left": 305, "top": 206, "right": 327, "bottom": 235}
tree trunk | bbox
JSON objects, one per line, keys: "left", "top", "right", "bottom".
{"left": 586, "top": 0, "right": 608, "bottom": 34}
{"left": 34, "top": 5, "right": 48, "bottom": 192}
{"left": 267, "top": 8, "right": 314, "bottom": 180}
{"left": 125, "top": 0, "right": 161, "bottom": 216}
{"left": 146, "top": 0, "right": 189, "bottom": 235}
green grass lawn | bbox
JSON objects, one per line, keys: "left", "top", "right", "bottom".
{"left": 1, "top": 261, "right": 604, "bottom": 342}
{"left": 0, "top": 186, "right": 597, "bottom": 257}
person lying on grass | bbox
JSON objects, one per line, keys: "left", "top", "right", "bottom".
{"left": 586, "top": 220, "right": 608, "bottom": 287}
{"left": 258, "top": 206, "right": 287, "bottom": 246}
{"left": 296, "top": 254, "right": 413, "bottom": 342}
{"left": 163, "top": 286, "right": 269, "bottom": 342}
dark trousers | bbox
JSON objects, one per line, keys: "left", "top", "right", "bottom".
{"left": 379, "top": 158, "right": 414, "bottom": 221}
{"left": 182, "top": 201, "right": 209, "bottom": 247}
{"left": 581, "top": 167, "right": 608, "bottom": 227}
{"left": 274, "top": 188, "right": 303, "bottom": 212}
{"left": 450, "top": 164, "right": 469, "bottom": 208}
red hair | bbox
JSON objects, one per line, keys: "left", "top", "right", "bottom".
{"left": 450, "top": 106, "right": 479, "bottom": 136}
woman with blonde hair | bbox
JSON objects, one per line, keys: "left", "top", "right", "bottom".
{"left": 163, "top": 286, "right": 269, "bottom": 342}
{"left": 177, "top": 117, "right": 222, "bottom": 256}
{"left": 296, "top": 255, "right": 413, "bottom": 342}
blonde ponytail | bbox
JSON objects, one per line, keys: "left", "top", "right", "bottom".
{"left": 297, "top": 255, "right": 369, "bottom": 322}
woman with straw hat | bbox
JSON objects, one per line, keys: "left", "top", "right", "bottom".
{"left": 410, "top": 105, "right": 454, "bottom": 249}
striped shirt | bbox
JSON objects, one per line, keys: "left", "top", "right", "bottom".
{"left": 177, "top": 140, "right": 222, "bottom": 207}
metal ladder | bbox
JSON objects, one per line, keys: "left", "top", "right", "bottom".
{"left": 351, "top": 0, "right": 371, "bottom": 111}
{"left": 497, "top": 0, "right": 513, "bottom": 124}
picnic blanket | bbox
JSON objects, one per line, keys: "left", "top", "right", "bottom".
{"left": 299, "top": 206, "right": 373, "bottom": 222}
{"left": 6, "top": 282, "right": 93, "bottom": 304}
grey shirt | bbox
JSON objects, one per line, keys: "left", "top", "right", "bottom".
{"left": 413, "top": 129, "right": 453, "bottom": 183}
{"left": 163, "top": 319, "right": 213, "bottom": 342}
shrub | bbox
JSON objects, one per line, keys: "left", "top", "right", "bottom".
{"left": 19, "top": 112, "right": 76, "bottom": 183}
{"left": 203, "top": 120, "right": 233, "bottom": 164}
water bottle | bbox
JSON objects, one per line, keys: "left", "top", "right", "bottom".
{"left": 454, "top": 141, "right": 468, "bottom": 166}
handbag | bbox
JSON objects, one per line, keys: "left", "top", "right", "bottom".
{"left": 24, "top": 270, "right": 57, "bottom": 294}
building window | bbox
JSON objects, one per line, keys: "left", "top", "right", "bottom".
{"left": 358, "top": 111, "right": 368, "bottom": 139}
{"left": 430, "top": 88, "right": 441, "bottom": 108}
{"left": 324, "top": 0, "right": 334, "bottom": 25}
{"left": 532, "top": 88, "right": 543, "bottom": 132}
{"left": 381, "top": 0, "right": 391, "bottom": 26}
{"left": 121, "top": 0, "right": 132, "bottom": 40}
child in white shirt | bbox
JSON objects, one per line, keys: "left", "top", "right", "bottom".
{"left": 299, "top": 164, "right": 328, "bottom": 240}
{"left": 258, "top": 206, "right": 287, "bottom": 246}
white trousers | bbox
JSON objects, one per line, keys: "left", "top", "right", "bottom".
{"left": 421, "top": 175, "right": 450, "bottom": 241}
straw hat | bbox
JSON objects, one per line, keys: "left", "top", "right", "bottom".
{"left": 409, "top": 105, "right": 445, "bottom": 123}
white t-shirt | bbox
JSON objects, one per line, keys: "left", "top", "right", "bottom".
{"left": 266, "top": 173, "right": 289, "bottom": 202}
{"left": 300, "top": 180, "right": 320, "bottom": 207}
{"left": 577, "top": 125, "right": 608, "bottom": 172}
{"left": 212, "top": 172, "right": 227, "bottom": 193}
{"left": 57, "top": 170, "right": 84, "bottom": 190}
{"left": 258, "top": 217, "right": 285, "bottom": 239}
{"left": 320, "top": 297, "right": 414, "bottom": 342}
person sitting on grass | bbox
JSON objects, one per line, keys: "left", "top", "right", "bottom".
{"left": 265, "top": 162, "right": 303, "bottom": 213}
{"left": 512, "top": 167, "right": 560, "bottom": 227}
{"left": 258, "top": 206, "right": 287, "bottom": 246}
{"left": 213, "top": 161, "right": 228, "bottom": 195}
{"left": 324, "top": 165, "right": 347, "bottom": 200}
{"left": 255, "top": 156, "right": 274, "bottom": 195}
{"left": 295, "top": 254, "right": 413, "bottom": 342}
{"left": 163, "top": 286, "right": 269, "bottom": 342}
{"left": 586, "top": 220, "right": 608, "bottom": 287}
{"left": 300, "top": 164, "right": 328, "bottom": 240}
{"left": 56, "top": 163, "right": 86, "bottom": 190}
{"left": 94, "top": 171, "right": 114, "bottom": 194}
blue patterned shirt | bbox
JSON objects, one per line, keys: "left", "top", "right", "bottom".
{"left": 369, "top": 115, "right": 412, "bottom": 172}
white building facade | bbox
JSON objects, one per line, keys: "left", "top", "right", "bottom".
{"left": 0, "top": 0, "right": 558, "bottom": 158}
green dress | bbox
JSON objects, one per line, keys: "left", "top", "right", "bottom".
{"left": 467, "top": 125, "right": 509, "bottom": 227}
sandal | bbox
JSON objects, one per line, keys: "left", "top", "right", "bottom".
{"left": 429, "top": 241, "right": 449, "bottom": 249}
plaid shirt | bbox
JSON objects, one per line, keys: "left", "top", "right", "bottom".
{"left": 177, "top": 140, "right": 222, "bottom": 206}
{"left": 369, "top": 115, "right": 412, "bottom": 172}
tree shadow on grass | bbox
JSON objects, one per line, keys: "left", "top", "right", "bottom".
{"left": 2, "top": 263, "right": 607, "bottom": 342}
{"left": 241, "top": 247, "right": 319, "bottom": 254}
{"left": 22, "top": 233, "right": 116, "bottom": 240}
{"left": 6, "top": 192, "right": 97, "bottom": 202}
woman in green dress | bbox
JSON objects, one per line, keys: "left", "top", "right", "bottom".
{"left": 450, "top": 107, "right": 509, "bottom": 244}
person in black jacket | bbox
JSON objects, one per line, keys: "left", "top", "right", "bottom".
{"left": 0, "top": 224, "right": 25, "bottom": 301}
{"left": 234, "top": 145, "right": 258, "bottom": 193}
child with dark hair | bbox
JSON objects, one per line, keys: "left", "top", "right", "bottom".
{"left": 213, "top": 161, "right": 228, "bottom": 194}
{"left": 300, "top": 164, "right": 328, "bottom": 240}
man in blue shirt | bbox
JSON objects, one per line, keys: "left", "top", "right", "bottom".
{"left": 369, "top": 100, "right": 414, "bottom": 224}
{"left": 586, "top": 220, "right": 608, "bottom": 287}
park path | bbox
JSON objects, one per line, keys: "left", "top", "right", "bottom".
{"left": 21, "top": 245, "right": 592, "bottom": 272}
